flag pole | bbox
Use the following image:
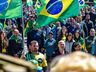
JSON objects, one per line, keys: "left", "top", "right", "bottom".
{"left": 21, "top": 0, "right": 25, "bottom": 57}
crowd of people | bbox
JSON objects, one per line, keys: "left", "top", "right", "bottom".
{"left": 0, "top": 0, "right": 96, "bottom": 72}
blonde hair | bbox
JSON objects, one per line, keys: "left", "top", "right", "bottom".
{"left": 50, "top": 51, "right": 96, "bottom": 72}
{"left": 58, "top": 40, "right": 65, "bottom": 45}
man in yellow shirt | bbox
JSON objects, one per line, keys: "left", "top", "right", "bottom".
{"left": 25, "top": 40, "right": 47, "bottom": 72}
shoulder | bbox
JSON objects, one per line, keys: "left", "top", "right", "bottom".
{"left": 25, "top": 52, "right": 32, "bottom": 56}
{"left": 44, "top": 39, "right": 49, "bottom": 43}
{"left": 80, "top": 37, "right": 84, "bottom": 41}
{"left": 89, "top": 20, "right": 93, "bottom": 23}
{"left": 9, "top": 35, "right": 14, "bottom": 40}
{"left": 85, "top": 36, "right": 89, "bottom": 40}
{"left": 38, "top": 52, "right": 45, "bottom": 58}
{"left": 65, "top": 50, "right": 69, "bottom": 54}
{"left": 94, "top": 36, "right": 96, "bottom": 40}
{"left": 25, "top": 52, "right": 30, "bottom": 55}
{"left": 81, "top": 20, "right": 85, "bottom": 24}
{"left": 52, "top": 38, "right": 56, "bottom": 42}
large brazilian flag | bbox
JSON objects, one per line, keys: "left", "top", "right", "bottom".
{"left": 0, "top": 0, "right": 22, "bottom": 19}
{"left": 36, "top": 0, "right": 79, "bottom": 28}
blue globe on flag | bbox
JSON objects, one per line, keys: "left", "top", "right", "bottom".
{"left": 0, "top": 0, "right": 9, "bottom": 13}
{"left": 78, "top": 0, "right": 84, "bottom": 6}
{"left": 46, "top": 0, "right": 63, "bottom": 15}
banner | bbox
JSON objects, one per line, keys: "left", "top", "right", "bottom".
{"left": 0, "top": 0, "right": 22, "bottom": 19}
{"left": 36, "top": 0, "right": 79, "bottom": 28}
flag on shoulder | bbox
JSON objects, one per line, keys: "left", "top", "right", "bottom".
{"left": 0, "top": 0, "right": 22, "bottom": 19}
{"left": 35, "top": 0, "right": 80, "bottom": 28}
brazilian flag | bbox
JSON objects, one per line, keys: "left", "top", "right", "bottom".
{"left": 79, "top": 0, "right": 85, "bottom": 6}
{"left": 35, "top": 0, "right": 79, "bottom": 28}
{"left": 36, "top": 0, "right": 48, "bottom": 15}
{"left": 78, "top": 0, "right": 87, "bottom": 9}
{"left": 0, "top": 0, "right": 22, "bottom": 19}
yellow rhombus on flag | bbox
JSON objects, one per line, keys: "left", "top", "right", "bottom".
{"left": 36, "top": 0, "right": 79, "bottom": 28}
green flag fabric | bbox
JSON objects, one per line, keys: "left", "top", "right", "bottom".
{"left": 59, "top": 0, "right": 80, "bottom": 19}
{"left": 35, "top": 0, "right": 79, "bottom": 28}
{"left": 0, "top": 0, "right": 22, "bottom": 19}
{"left": 36, "top": 0, "right": 47, "bottom": 15}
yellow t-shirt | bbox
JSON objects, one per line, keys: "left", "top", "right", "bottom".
{"left": 2, "top": 48, "right": 6, "bottom": 53}
{"left": 34, "top": 53, "right": 47, "bottom": 68}
{"left": 62, "top": 34, "right": 66, "bottom": 41}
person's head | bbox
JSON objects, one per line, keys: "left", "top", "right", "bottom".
{"left": 49, "top": 23, "right": 54, "bottom": 28}
{"left": 72, "top": 42, "right": 81, "bottom": 52}
{"left": 90, "top": 7, "right": 94, "bottom": 13}
{"left": 0, "top": 30, "right": 6, "bottom": 41}
{"left": 49, "top": 31, "right": 53, "bottom": 39}
{"left": 81, "top": 10, "right": 85, "bottom": 17}
{"left": 50, "top": 51, "right": 96, "bottom": 72}
{"left": 66, "top": 33, "right": 73, "bottom": 42}
{"left": 76, "top": 23, "right": 80, "bottom": 29}
{"left": 70, "top": 18, "right": 76, "bottom": 25}
{"left": 13, "top": 29, "right": 19, "bottom": 36}
{"left": 55, "top": 21, "right": 61, "bottom": 27}
{"left": 61, "top": 26, "right": 67, "bottom": 35}
{"left": 90, "top": 28, "right": 95, "bottom": 36}
{"left": 85, "top": 14, "right": 90, "bottom": 20}
{"left": 75, "top": 16, "right": 82, "bottom": 23}
{"left": 29, "top": 40, "right": 39, "bottom": 53}
{"left": 75, "top": 30, "right": 80, "bottom": 38}
{"left": 12, "top": 25, "right": 17, "bottom": 31}
{"left": 29, "top": 13, "right": 35, "bottom": 21}
{"left": 66, "top": 18, "right": 71, "bottom": 24}
{"left": 58, "top": 40, "right": 66, "bottom": 50}
{"left": 6, "top": 19, "right": 12, "bottom": 25}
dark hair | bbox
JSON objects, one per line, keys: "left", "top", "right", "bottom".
{"left": 66, "top": 33, "right": 73, "bottom": 42}
{"left": 57, "top": 26, "right": 67, "bottom": 41}
{"left": 5, "top": 19, "right": 12, "bottom": 25}
{"left": 49, "top": 31, "right": 53, "bottom": 35}
{"left": 0, "top": 31, "right": 3, "bottom": 43}
{"left": 72, "top": 42, "right": 81, "bottom": 52}
{"left": 0, "top": 31, "right": 6, "bottom": 42}
{"left": 74, "top": 30, "right": 81, "bottom": 40}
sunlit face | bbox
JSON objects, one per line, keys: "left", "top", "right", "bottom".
{"left": 62, "top": 26, "right": 67, "bottom": 33}
{"left": 56, "top": 21, "right": 61, "bottom": 27}
{"left": 29, "top": 42, "right": 39, "bottom": 53}
{"left": 85, "top": 14, "right": 90, "bottom": 20}
{"left": 58, "top": 41, "right": 65, "bottom": 50}
{"left": 75, "top": 31, "right": 80, "bottom": 38}
{"left": 13, "top": 29, "right": 19, "bottom": 36}
{"left": 75, "top": 17, "right": 80, "bottom": 22}
{"left": 49, "top": 33, "right": 53, "bottom": 39}
{"left": 90, "top": 29, "right": 95, "bottom": 36}
{"left": 1, "top": 31, "right": 6, "bottom": 40}
{"left": 68, "top": 35, "right": 72, "bottom": 41}
{"left": 7, "top": 20, "right": 12, "bottom": 25}
{"left": 74, "top": 45, "right": 81, "bottom": 51}
{"left": 76, "top": 23, "right": 80, "bottom": 29}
